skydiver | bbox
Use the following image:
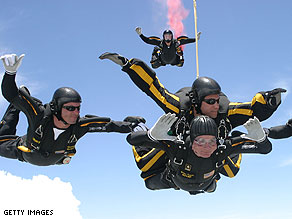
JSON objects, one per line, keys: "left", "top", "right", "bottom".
{"left": 127, "top": 113, "right": 272, "bottom": 194}
{"left": 99, "top": 52, "right": 285, "bottom": 189}
{"left": 0, "top": 54, "right": 145, "bottom": 166}
{"left": 135, "top": 27, "right": 201, "bottom": 68}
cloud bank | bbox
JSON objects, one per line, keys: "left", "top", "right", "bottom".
{"left": 0, "top": 171, "right": 82, "bottom": 219}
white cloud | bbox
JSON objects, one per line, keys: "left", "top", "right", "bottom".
{"left": 0, "top": 171, "right": 82, "bottom": 219}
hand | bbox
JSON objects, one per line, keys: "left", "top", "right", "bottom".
{"left": 123, "top": 116, "right": 146, "bottom": 124}
{"left": 123, "top": 116, "right": 146, "bottom": 131}
{"left": 266, "top": 88, "right": 286, "bottom": 108}
{"left": 148, "top": 113, "right": 178, "bottom": 141}
{"left": 286, "top": 118, "right": 292, "bottom": 127}
{"left": 135, "top": 27, "right": 142, "bottom": 35}
{"left": 241, "top": 117, "right": 266, "bottom": 142}
{"left": 133, "top": 122, "right": 149, "bottom": 132}
{"left": 0, "top": 54, "right": 25, "bottom": 75}
{"left": 197, "top": 31, "right": 202, "bottom": 40}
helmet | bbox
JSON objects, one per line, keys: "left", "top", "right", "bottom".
{"left": 163, "top": 29, "right": 173, "bottom": 42}
{"left": 189, "top": 76, "right": 221, "bottom": 113}
{"left": 190, "top": 115, "right": 218, "bottom": 143}
{"left": 50, "top": 87, "right": 82, "bottom": 121}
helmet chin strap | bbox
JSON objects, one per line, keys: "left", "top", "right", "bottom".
{"left": 60, "top": 117, "right": 68, "bottom": 125}
{"left": 55, "top": 113, "right": 68, "bottom": 125}
{"left": 194, "top": 103, "right": 202, "bottom": 115}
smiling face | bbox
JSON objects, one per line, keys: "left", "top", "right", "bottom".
{"left": 191, "top": 135, "right": 217, "bottom": 158}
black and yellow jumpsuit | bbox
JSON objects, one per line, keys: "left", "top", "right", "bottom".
{"left": 138, "top": 34, "right": 196, "bottom": 68}
{"left": 127, "top": 130, "right": 272, "bottom": 194}
{"left": 0, "top": 73, "right": 134, "bottom": 166}
{"left": 120, "top": 59, "right": 280, "bottom": 185}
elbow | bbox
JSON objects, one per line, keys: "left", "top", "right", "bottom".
{"left": 126, "top": 134, "right": 135, "bottom": 145}
{"left": 260, "top": 141, "right": 272, "bottom": 154}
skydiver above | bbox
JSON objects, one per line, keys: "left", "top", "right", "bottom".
{"left": 0, "top": 53, "right": 145, "bottom": 166}
{"left": 135, "top": 27, "right": 201, "bottom": 68}
{"left": 127, "top": 113, "right": 272, "bottom": 195}
{"left": 99, "top": 52, "right": 285, "bottom": 190}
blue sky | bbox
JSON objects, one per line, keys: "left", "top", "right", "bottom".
{"left": 1, "top": 0, "right": 292, "bottom": 218}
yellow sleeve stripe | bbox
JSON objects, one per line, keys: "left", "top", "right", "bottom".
{"left": 133, "top": 147, "right": 156, "bottom": 162}
{"left": 132, "top": 146, "right": 166, "bottom": 172}
{"left": 251, "top": 93, "right": 266, "bottom": 105}
{"left": 228, "top": 108, "right": 253, "bottom": 116}
{"left": 80, "top": 121, "right": 109, "bottom": 127}
{"left": 143, "top": 174, "right": 156, "bottom": 181}
{"left": 229, "top": 101, "right": 252, "bottom": 106}
{"left": 32, "top": 137, "right": 40, "bottom": 144}
{"left": 21, "top": 95, "right": 38, "bottom": 116}
{"left": 141, "top": 150, "right": 165, "bottom": 172}
{"left": 231, "top": 140, "right": 253, "bottom": 147}
{"left": 0, "top": 138, "right": 16, "bottom": 142}
{"left": 222, "top": 164, "right": 235, "bottom": 178}
{"left": 131, "top": 64, "right": 180, "bottom": 113}
{"left": 235, "top": 154, "right": 242, "bottom": 167}
{"left": 149, "top": 37, "right": 161, "bottom": 40}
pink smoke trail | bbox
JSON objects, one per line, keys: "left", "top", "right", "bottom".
{"left": 167, "top": 0, "right": 189, "bottom": 38}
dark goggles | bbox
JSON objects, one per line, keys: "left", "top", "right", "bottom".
{"left": 203, "top": 98, "right": 220, "bottom": 105}
{"left": 62, "top": 106, "right": 81, "bottom": 111}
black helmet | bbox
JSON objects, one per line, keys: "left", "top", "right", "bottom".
{"left": 163, "top": 29, "right": 173, "bottom": 42}
{"left": 50, "top": 87, "right": 82, "bottom": 121}
{"left": 190, "top": 115, "right": 218, "bottom": 143}
{"left": 189, "top": 77, "right": 221, "bottom": 113}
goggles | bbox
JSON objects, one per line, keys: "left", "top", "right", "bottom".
{"left": 164, "top": 34, "right": 172, "bottom": 41}
{"left": 63, "top": 106, "right": 81, "bottom": 112}
{"left": 194, "top": 137, "right": 217, "bottom": 147}
{"left": 203, "top": 98, "right": 220, "bottom": 105}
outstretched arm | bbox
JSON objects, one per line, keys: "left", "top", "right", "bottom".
{"left": 226, "top": 117, "right": 272, "bottom": 155}
{"left": 268, "top": 119, "right": 292, "bottom": 139}
{"left": 84, "top": 115, "right": 146, "bottom": 134}
{"left": 227, "top": 88, "right": 286, "bottom": 128}
{"left": 1, "top": 54, "right": 43, "bottom": 123}
{"left": 135, "top": 27, "right": 161, "bottom": 46}
{"left": 1, "top": 54, "right": 25, "bottom": 101}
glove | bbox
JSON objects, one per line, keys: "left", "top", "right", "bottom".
{"left": 135, "top": 27, "right": 142, "bottom": 35}
{"left": 123, "top": 116, "right": 146, "bottom": 124}
{"left": 265, "top": 88, "right": 286, "bottom": 108}
{"left": 0, "top": 54, "right": 25, "bottom": 75}
{"left": 148, "top": 113, "right": 178, "bottom": 141}
{"left": 133, "top": 122, "right": 149, "bottom": 132}
{"left": 241, "top": 117, "right": 266, "bottom": 142}
{"left": 197, "top": 32, "right": 202, "bottom": 41}
{"left": 123, "top": 116, "right": 146, "bottom": 131}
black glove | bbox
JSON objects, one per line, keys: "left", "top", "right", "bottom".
{"left": 123, "top": 116, "right": 146, "bottom": 124}
{"left": 286, "top": 118, "right": 292, "bottom": 127}
{"left": 265, "top": 88, "right": 286, "bottom": 108}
